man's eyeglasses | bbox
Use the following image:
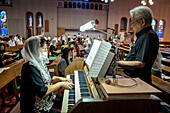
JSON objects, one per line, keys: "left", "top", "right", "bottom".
{"left": 130, "top": 19, "right": 141, "bottom": 26}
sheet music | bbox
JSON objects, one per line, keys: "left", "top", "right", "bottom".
{"left": 87, "top": 40, "right": 112, "bottom": 77}
{"left": 99, "top": 52, "right": 115, "bottom": 77}
{"left": 85, "top": 39, "right": 101, "bottom": 68}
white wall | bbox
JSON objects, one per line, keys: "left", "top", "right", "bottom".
{"left": 57, "top": 8, "right": 107, "bottom": 30}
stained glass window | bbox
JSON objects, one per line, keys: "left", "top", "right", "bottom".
{"left": 158, "top": 20, "right": 165, "bottom": 38}
{"left": 151, "top": 19, "right": 157, "bottom": 32}
{"left": 0, "top": 10, "right": 8, "bottom": 36}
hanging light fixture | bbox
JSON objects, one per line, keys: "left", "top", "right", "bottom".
{"left": 141, "top": 0, "right": 147, "bottom": 5}
{"left": 102, "top": 0, "right": 114, "bottom": 3}
{"left": 105, "top": 0, "right": 108, "bottom": 3}
{"left": 141, "top": 0, "right": 154, "bottom": 5}
{"left": 148, "top": 0, "right": 154, "bottom": 5}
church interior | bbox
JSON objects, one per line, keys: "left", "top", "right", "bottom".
{"left": 0, "top": 0, "right": 170, "bottom": 113}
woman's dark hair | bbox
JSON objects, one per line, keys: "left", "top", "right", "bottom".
{"left": 40, "top": 36, "right": 46, "bottom": 47}
{"left": 61, "top": 47, "right": 71, "bottom": 66}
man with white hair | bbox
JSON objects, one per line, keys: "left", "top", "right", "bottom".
{"left": 117, "top": 6, "right": 159, "bottom": 84}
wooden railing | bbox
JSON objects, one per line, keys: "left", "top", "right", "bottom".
{"left": 0, "top": 59, "right": 24, "bottom": 89}
{"left": 152, "top": 75, "right": 170, "bottom": 95}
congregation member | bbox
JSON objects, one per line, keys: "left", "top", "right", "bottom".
{"left": 109, "top": 36, "right": 113, "bottom": 42}
{"left": 47, "top": 36, "right": 51, "bottom": 46}
{"left": 44, "top": 35, "right": 47, "bottom": 40}
{"left": 86, "top": 35, "right": 91, "bottom": 44}
{"left": 20, "top": 36, "right": 74, "bottom": 113}
{"left": 51, "top": 36, "right": 58, "bottom": 44}
{"left": 58, "top": 47, "right": 72, "bottom": 77}
{"left": 7, "top": 35, "right": 16, "bottom": 47}
{"left": 58, "top": 36, "right": 61, "bottom": 43}
{"left": 72, "top": 35, "right": 76, "bottom": 40}
{"left": 81, "top": 34, "right": 84, "bottom": 41}
{"left": 77, "top": 33, "right": 81, "bottom": 43}
{"left": 14, "top": 34, "right": 19, "bottom": 41}
{"left": 0, "top": 43, "right": 14, "bottom": 67}
{"left": 48, "top": 36, "right": 51, "bottom": 41}
{"left": 62, "top": 34, "right": 66, "bottom": 45}
{"left": 16, "top": 36, "right": 23, "bottom": 45}
{"left": 50, "top": 40, "right": 60, "bottom": 56}
{"left": 117, "top": 6, "right": 159, "bottom": 84}
{"left": 98, "top": 35, "right": 101, "bottom": 40}
{"left": 67, "top": 34, "right": 71, "bottom": 43}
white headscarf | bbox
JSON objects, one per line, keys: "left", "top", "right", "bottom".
{"left": 50, "top": 40, "right": 56, "bottom": 47}
{"left": 50, "top": 37, "right": 58, "bottom": 46}
{"left": 21, "top": 36, "right": 51, "bottom": 83}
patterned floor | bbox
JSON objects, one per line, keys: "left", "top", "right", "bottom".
{"left": 0, "top": 93, "right": 18, "bottom": 113}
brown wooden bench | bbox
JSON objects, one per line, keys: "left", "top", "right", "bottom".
{"left": 118, "top": 47, "right": 130, "bottom": 53}
{"left": 6, "top": 45, "right": 23, "bottom": 52}
{"left": 152, "top": 75, "right": 170, "bottom": 95}
{"left": 161, "top": 58, "right": 170, "bottom": 66}
{"left": 0, "top": 59, "right": 24, "bottom": 106}
{"left": 162, "top": 65, "right": 170, "bottom": 76}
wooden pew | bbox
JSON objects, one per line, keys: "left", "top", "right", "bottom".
{"left": 6, "top": 45, "right": 23, "bottom": 52}
{"left": 0, "top": 59, "right": 24, "bottom": 106}
{"left": 152, "top": 74, "right": 170, "bottom": 111}
{"left": 159, "top": 48, "right": 170, "bottom": 51}
{"left": 0, "top": 59, "right": 24, "bottom": 89}
{"left": 47, "top": 55, "right": 62, "bottom": 76}
{"left": 162, "top": 65, "right": 170, "bottom": 76}
{"left": 118, "top": 47, "right": 130, "bottom": 53}
{"left": 152, "top": 75, "right": 170, "bottom": 95}
{"left": 6, "top": 45, "right": 24, "bottom": 60}
{"left": 161, "top": 58, "right": 170, "bottom": 66}
{"left": 123, "top": 45, "right": 130, "bottom": 49}
{"left": 159, "top": 41, "right": 170, "bottom": 48}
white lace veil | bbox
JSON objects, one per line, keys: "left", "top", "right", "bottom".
{"left": 21, "top": 36, "right": 51, "bottom": 82}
